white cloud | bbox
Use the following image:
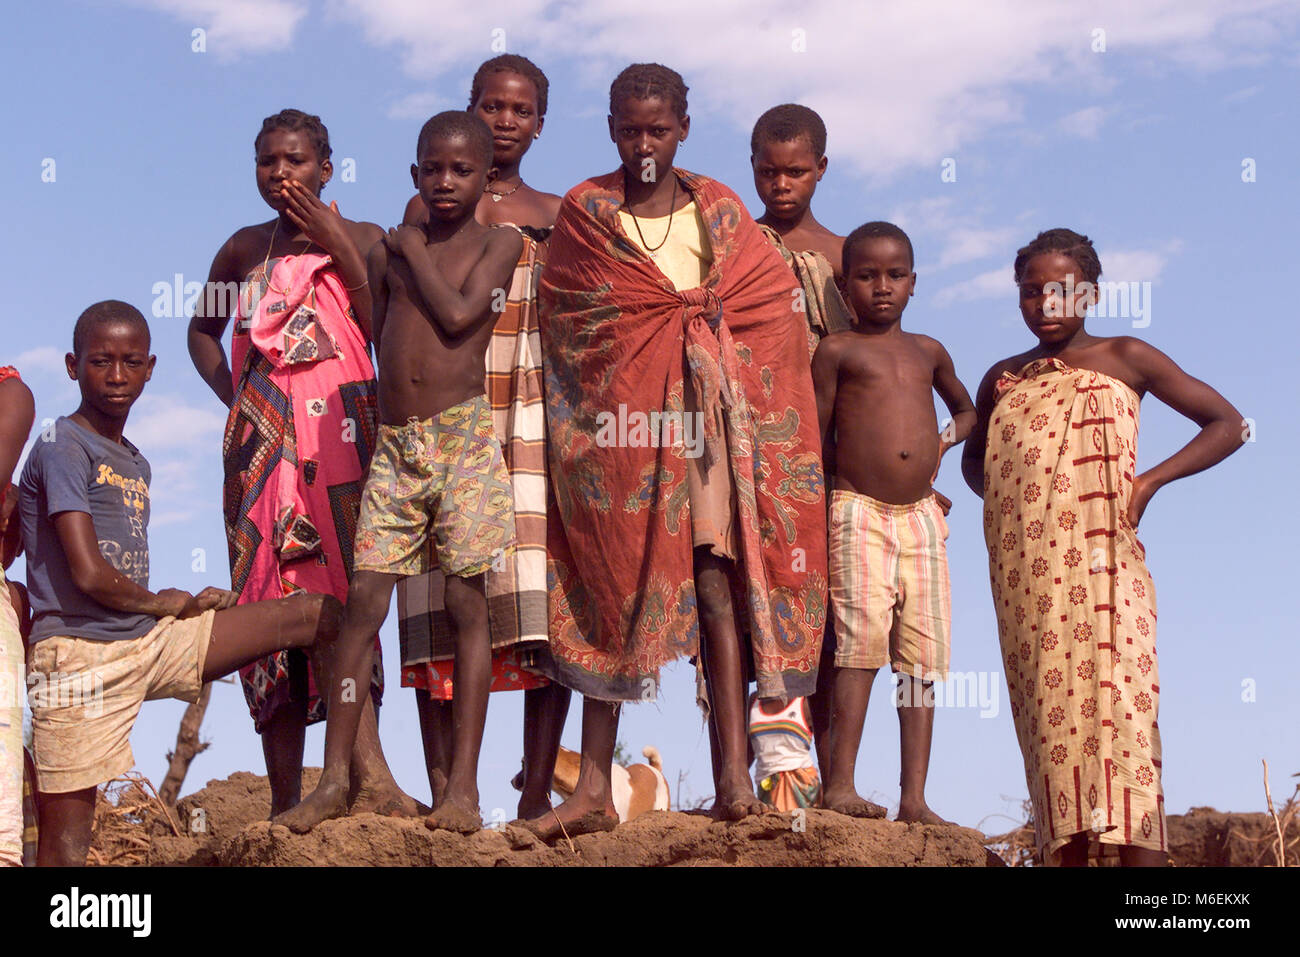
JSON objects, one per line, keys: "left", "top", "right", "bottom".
{"left": 887, "top": 198, "right": 1021, "bottom": 273}
{"left": 126, "top": 394, "right": 227, "bottom": 451}
{"left": 127, "top": 0, "right": 307, "bottom": 57}
{"left": 931, "top": 240, "right": 1183, "bottom": 308}
{"left": 13, "top": 347, "right": 66, "bottom": 378}
{"left": 1222, "top": 84, "right": 1262, "bottom": 103}
{"left": 386, "top": 90, "right": 451, "bottom": 121}
{"left": 1100, "top": 241, "right": 1182, "bottom": 283}
{"left": 319, "top": 0, "right": 1298, "bottom": 180}
{"left": 1058, "top": 106, "right": 1107, "bottom": 140}
{"left": 126, "top": 1, "right": 1300, "bottom": 176}
{"left": 934, "top": 227, "right": 1023, "bottom": 271}
{"left": 932, "top": 266, "right": 1013, "bottom": 307}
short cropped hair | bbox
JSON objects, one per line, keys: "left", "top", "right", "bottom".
{"left": 1013, "top": 228, "right": 1102, "bottom": 285}
{"left": 843, "top": 221, "right": 915, "bottom": 275}
{"left": 254, "top": 109, "right": 331, "bottom": 162}
{"left": 72, "top": 300, "right": 150, "bottom": 355}
{"left": 751, "top": 103, "right": 827, "bottom": 159}
{"left": 469, "top": 54, "right": 550, "bottom": 117}
{"left": 416, "top": 111, "right": 494, "bottom": 166}
{"left": 609, "top": 63, "right": 688, "bottom": 120}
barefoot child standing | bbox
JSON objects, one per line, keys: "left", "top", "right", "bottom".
{"left": 281, "top": 113, "right": 522, "bottom": 835}
{"left": 750, "top": 103, "right": 854, "bottom": 774}
{"left": 395, "top": 56, "right": 572, "bottom": 820}
{"left": 961, "top": 228, "right": 1244, "bottom": 866}
{"left": 527, "top": 63, "right": 826, "bottom": 839}
{"left": 813, "top": 222, "right": 976, "bottom": 824}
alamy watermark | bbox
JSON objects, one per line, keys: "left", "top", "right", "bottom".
{"left": 20, "top": 671, "right": 106, "bottom": 717}
{"left": 1040, "top": 274, "right": 1152, "bottom": 328}
{"left": 891, "top": 667, "right": 999, "bottom": 718}
{"left": 152, "top": 275, "right": 246, "bottom": 319}
{"left": 594, "top": 403, "right": 707, "bottom": 458}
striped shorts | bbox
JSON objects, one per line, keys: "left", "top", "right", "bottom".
{"left": 828, "top": 490, "right": 950, "bottom": 680}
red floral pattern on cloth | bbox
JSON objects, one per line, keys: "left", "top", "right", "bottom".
{"left": 535, "top": 169, "right": 827, "bottom": 701}
{"left": 983, "top": 357, "right": 1164, "bottom": 862}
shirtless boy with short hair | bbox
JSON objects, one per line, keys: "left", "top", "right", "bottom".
{"left": 812, "top": 222, "right": 976, "bottom": 824}
{"left": 751, "top": 103, "right": 854, "bottom": 356}
{"left": 278, "top": 112, "right": 522, "bottom": 835}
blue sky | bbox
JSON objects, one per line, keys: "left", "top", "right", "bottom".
{"left": 3, "top": 0, "right": 1297, "bottom": 832}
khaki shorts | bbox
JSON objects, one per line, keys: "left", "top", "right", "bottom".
{"left": 829, "top": 490, "right": 951, "bottom": 680}
{"left": 26, "top": 610, "right": 215, "bottom": 794}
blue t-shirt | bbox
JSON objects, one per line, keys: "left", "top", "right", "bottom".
{"left": 19, "top": 416, "right": 155, "bottom": 643}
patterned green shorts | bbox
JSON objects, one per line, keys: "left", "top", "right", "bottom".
{"left": 354, "top": 395, "right": 515, "bottom": 578}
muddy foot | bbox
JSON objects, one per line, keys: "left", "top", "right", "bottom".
{"left": 273, "top": 780, "right": 348, "bottom": 834}
{"left": 711, "top": 783, "right": 769, "bottom": 822}
{"left": 429, "top": 769, "right": 448, "bottom": 809}
{"left": 824, "top": 787, "right": 888, "bottom": 819}
{"left": 425, "top": 799, "right": 482, "bottom": 835}
{"left": 521, "top": 797, "right": 619, "bottom": 843}
{"left": 896, "top": 803, "right": 953, "bottom": 825}
{"left": 515, "top": 795, "right": 553, "bottom": 821}
{"left": 519, "top": 809, "right": 618, "bottom": 843}
{"left": 349, "top": 782, "right": 428, "bottom": 818}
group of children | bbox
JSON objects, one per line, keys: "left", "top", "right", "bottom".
{"left": 0, "top": 55, "right": 1245, "bottom": 867}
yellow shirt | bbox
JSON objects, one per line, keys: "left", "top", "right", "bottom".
{"left": 617, "top": 199, "right": 712, "bottom": 291}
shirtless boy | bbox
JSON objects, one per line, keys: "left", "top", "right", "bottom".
{"left": 812, "top": 222, "right": 976, "bottom": 823}
{"left": 752, "top": 103, "right": 847, "bottom": 280}
{"left": 20, "top": 302, "right": 345, "bottom": 865}
{"left": 278, "top": 112, "right": 522, "bottom": 835}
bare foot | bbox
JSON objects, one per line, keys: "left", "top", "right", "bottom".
{"left": 425, "top": 797, "right": 482, "bottom": 835}
{"left": 348, "top": 781, "right": 427, "bottom": 818}
{"left": 823, "top": 786, "right": 888, "bottom": 819}
{"left": 516, "top": 793, "right": 553, "bottom": 821}
{"left": 267, "top": 796, "right": 300, "bottom": 819}
{"left": 896, "top": 801, "right": 952, "bottom": 825}
{"left": 712, "top": 780, "right": 768, "bottom": 822}
{"left": 273, "top": 780, "right": 348, "bottom": 834}
{"left": 521, "top": 794, "right": 618, "bottom": 843}
{"left": 430, "top": 769, "right": 448, "bottom": 809}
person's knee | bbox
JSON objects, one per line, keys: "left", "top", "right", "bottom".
{"left": 315, "top": 594, "right": 344, "bottom": 637}
{"left": 281, "top": 593, "right": 343, "bottom": 648}
{"left": 696, "top": 573, "right": 733, "bottom": 624}
{"left": 343, "top": 576, "right": 389, "bottom": 627}
{"left": 443, "top": 575, "right": 486, "bottom": 632}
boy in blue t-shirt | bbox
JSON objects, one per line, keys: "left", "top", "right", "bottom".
{"left": 20, "top": 300, "right": 345, "bottom": 866}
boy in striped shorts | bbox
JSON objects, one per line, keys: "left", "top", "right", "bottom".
{"left": 810, "top": 222, "right": 976, "bottom": 825}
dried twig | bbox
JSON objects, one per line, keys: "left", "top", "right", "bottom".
{"left": 1262, "top": 760, "right": 1290, "bottom": 867}
{"left": 159, "top": 681, "right": 213, "bottom": 806}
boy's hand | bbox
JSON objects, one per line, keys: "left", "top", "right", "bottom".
{"left": 384, "top": 225, "right": 425, "bottom": 261}
{"left": 931, "top": 488, "right": 952, "bottom": 516}
{"left": 155, "top": 588, "right": 196, "bottom": 618}
{"left": 280, "top": 180, "right": 351, "bottom": 256}
{"left": 194, "top": 587, "right": 238, "bottom": 611}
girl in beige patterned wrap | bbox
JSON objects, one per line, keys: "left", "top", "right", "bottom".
{"left": 963, "top": 229, "right": 1244, "bottom": 866}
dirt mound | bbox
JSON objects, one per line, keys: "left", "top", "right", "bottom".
{"left": 141, "top": 769, "right": 992, "bottom": 866}
{"left": 95, "top": 770, "right": 1289, "bottom": 866}
{"left": 1166, "top": 806, "right": 1297, "bottom": 867}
